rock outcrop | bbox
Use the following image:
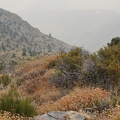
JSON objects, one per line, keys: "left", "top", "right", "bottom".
{"left": 34, "top": 111, "right": 88, "bottom": 120}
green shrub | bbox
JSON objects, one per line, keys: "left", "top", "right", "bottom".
{"left": 16, "top": 78, "right": 25, "bottom": 86}
{"left": 12, "top": 53, "right": 16, "bottom": 58}
{"left": 47, "top": 60, "right": 56, "bottom": 69}
{"left": 0, "top": 61, "right": 5, "bottom": 71}
{"left": 93, "top": 99, "right": 110, "bottom": 113}
{"left": 0, "top": 75, "right": 11, "bottom": 87}
{"left": 0, "top": 86, "right": 37, "bottom": 117}
{"left": 22, "top": 51, "right": 27, "bottom": 56}
{"left": 110, "top": 95, "right": 119, "bottom": 107}
{"left": 50, "top": 47, "right": 88, "bottom": 88}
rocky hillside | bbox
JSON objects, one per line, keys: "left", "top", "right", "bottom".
{"left": 0, "top": 8, "right": 71, "bottom": 55}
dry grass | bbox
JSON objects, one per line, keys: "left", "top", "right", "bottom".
{"left": 91, "top": 105, "right": 120, "bottom": 120}
{"left": 2, "top": 54, "right": 119, "bottom": 120}
{"left": 22, "top": 55, "right": 59, "bottom": 79}
{"left": 0, "top": 111, "right": 32, "bottom": 120}
{"left": 18, "top": 55, "right": 64, "bottom": 106}
{"left": 37, "top": 87, "right": 109, "bottom": 115}
{"left": 25, "top": 77, "right": 63, "bottom": 105}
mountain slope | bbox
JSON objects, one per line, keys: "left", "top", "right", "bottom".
{"left": 0, "top": 8, "right": 71, "bottom": 55}
{"left": 21, "top": 10, "right": 120, "bottom": 52}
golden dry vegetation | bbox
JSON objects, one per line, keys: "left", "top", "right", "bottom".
{"left": 92, "top": 106, "right": 120, "bottom": 120}
{"left": 37, "top": 87, "right": 109, "bottom": 114}
{"left": 0, "top": 111, "right": 32, "bottom": 120}
{"left": 18, "top": 55, "right": 120, "bottom": 119}
{"left": 16, "top": 55, "right": 64, "bottom": 109}
{"left": 0, "top": 54, "right": 120, "bottom": 120}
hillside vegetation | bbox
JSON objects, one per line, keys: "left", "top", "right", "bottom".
{"left": 0, "top": 38, "right": 119, "bottom": 119}
{"left": 0, "top": 8, "right": 71, "bottom": 74}
{"left": 0, "top": 8, "right": 120, "bottom": 120}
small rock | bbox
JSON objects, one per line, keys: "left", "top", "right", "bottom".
{"left": 66, "top": 111, "right": 88, "bottom": 120}
{"left": 85, "top": 108, "right": 94, "bottom": 114}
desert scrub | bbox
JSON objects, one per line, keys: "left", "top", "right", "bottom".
{"left": 50, "top": 47, "right": 89, "bottom": 88}
{"left": 16, "top": 78, "right": 25, "bottom": 86}
{"left": 0, "top": 111, "right": 32, "bottom": 120}
{"left": 110, "top": 95, "right": 120, "bottom": 107}
{"left": 38, "top": 87, "right": 109, "bottom": 114}
{"left": 0, "top": 85, "right": 37, "bottom": 117}
{"left": 47, "top": 59, "right": 57, "bottom": 69}
{"left": 0, "top": 74, "right": 11, "bottom": 87}
{"left": 93, "top": 99, "right": 110, "bottom": 113}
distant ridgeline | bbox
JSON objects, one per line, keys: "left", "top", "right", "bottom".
{"left": 0, "top": 8, "right": 71, "bottom": 74}
{"left": 0, "top": 8, "right": 71, "bottom": 56}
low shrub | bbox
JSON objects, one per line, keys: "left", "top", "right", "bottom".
{"left": 110, "top": 95, "right": 119, "bottom": 107}
{"left": 0, "top": 86, "right": 37, "bottom": 117}
{"left": 50, "top": 47, "right": 88, "bottom": 88}
{"left": 16, "top": 78, "right": 25, "bottom": 86}
{"left": 47, "top": 60, "right": 56, "bottom": 69}
{"left": 93, "top": 99, "right": 110, "bottom": 113}
{"left": 0, "top": 74, "right": 11, "bottom": 87}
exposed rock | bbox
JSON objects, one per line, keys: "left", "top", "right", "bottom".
{"left": 34, "top": 111, "right": 88, "bottom": 120}
{"left": 85, "top": 108, "right": 94, "bottom": 114}
{"left": 85, "top": 108, "right": 94, "bottom": 117}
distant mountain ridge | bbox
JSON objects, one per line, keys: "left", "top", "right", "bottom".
{"left": 0, "top": 8, "right": 71, "bottom": 55}
{"left": 23, "top": 9, "right": 120, "bottom": 52}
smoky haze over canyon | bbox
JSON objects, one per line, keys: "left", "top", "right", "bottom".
{"left": 19, "top": 9, "right": 120, "bottom": 52}
{"left": 1, "top": 0, "right": 120, "bottom": 52}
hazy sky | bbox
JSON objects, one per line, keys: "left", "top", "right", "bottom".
{"left": 0, "top": 0, "right": 120, "bottom": 14}
{"left": 0, "top": 0, "right": 120, "bottom": 51}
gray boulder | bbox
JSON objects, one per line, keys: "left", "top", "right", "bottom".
{"left": 34, "top": 111, "right": 88, "bottom": 120}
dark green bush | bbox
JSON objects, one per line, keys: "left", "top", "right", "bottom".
{"left": 0, "top": 95, "right": 36, "bottom": 117}
{"left": 0, "top": 61, "right": 5, "bottom": 71}
{"left": 12, "top": 53, "right": 16, "bottom": 58}
{"left": 0, "top": 86, "right": 37, "bottom": 117}
{"left": 93, "top": 99, "right": 110, "bottom": 113}
{"left": 0, "top": 74, "right": 11, "bottom": 87}
{"left": 47, "top": 60, "right": 56, "bottom": 69}
{"left": 50, "top": 38, "right": 120, "bottom": 93}
{"left": 110, "top": 95, "right": 119, "bottom": 107}
{"left": 50, "top": 47, "right": 89, "bottom": 88}
{"left": 16, "top": 78, "right": 25, "bottom": 86}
